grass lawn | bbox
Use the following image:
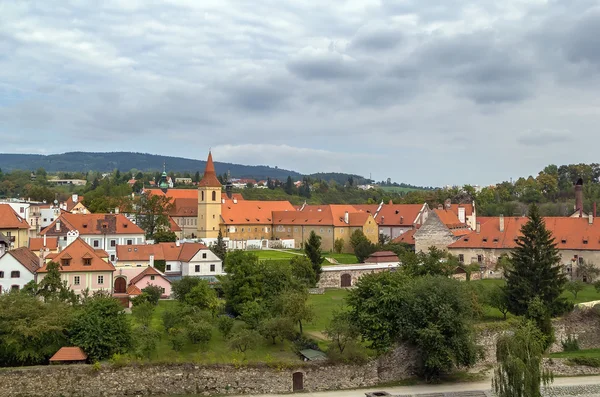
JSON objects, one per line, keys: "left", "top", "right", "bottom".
{"left": 549, "top": 349, "right": 600, "bottom": 359}
{"left": 251, "top": 250, "right": 300, "bottom": 261}
{"left": 324, "top": 253, "right": 359, "bottom": 264}
{"left": 251, "top": 249, "right": 359, "bottom": 265}
{"left": 305, "top": 289, "right": 349, "bottom": 337}
{"left": 379, "top": 186, "right": 424, "bottom": 194}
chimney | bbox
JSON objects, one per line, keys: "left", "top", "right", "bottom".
{"left": 149, "top": 254, "right": 155, "bottom": 268}
{"left": 176, "top": 240, "right": 180, "bottom": 247}
{"left": 476, "top": 222, "right": 481, "bottom": 234}
{"left": 233, "top": 198, "right": 238, "bottom": 204}
{"left": 55, "top": 219, "right": 61, "bottom": 232}
{"left": 589, "top": 214, "right": 593, "bottom": 225}
{"left": 381, "top": 216, "right": 385, "bottom": 225}
{"left": 400, "top": 216, "right": 404, "bottom": 224}
{"left": 115, "top": 207, "right": 119, "bottom": 214}
{"left": 344, "top": 211, "right": 349, "bottom": 224}
{"left": 72, "top": 194, "right": 78, "bottom": 203}
{"left": 43, "top": 234, "right": 47, "bottom": 247}
{"left": 444, "top": 199, "right": 451, "bottom": 210}
{"left": 499, "top": 214, "right": 505, "bottom": 232}
{"left": 458, "top": 207, "right": 466, "bottom": 224}
{"left": 575, "top": 178, "right": 584, "bottom": 217}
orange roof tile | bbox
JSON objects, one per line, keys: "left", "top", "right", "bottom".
{"left": 129, "top": 266, "right": 169, "bottom": 285}
{"left": 223, "top": 200, "right": 294, "bottom": 225}
{"left": 37, "top": 238, "right": 115, "bottom": 273}
{"left": 392, "top": 229, "right": 417, "bottom": 245}
{"left": 146, "top": 189, "right": 198, "bottom": 200}
{"left": 449, "top": 204, "right": 474, "bottom": 217}
{"left": 274, "top": 204, "right": 375, "bottom": 227}
{"left": 127, "top": 284, "right": 142, "bottom": 295}
{"left": 0, "top": 204, "right": 30, "bottom": 229}
{"left": 50, "top": 347, "right": 87, "bottom": 362}
{"left": 29, "top": 237, "right": 59, "bottom": 251}
{"left": 116, "top": 242, "right": 209, "bottom": 262}
{"left": 449, "top": 216, "right": 600, "bottom": 251}
{"left": 198, "top": 152, "right": 222, "bottom": 188}
{"left": 169, "top": 217, "right": 182, "bottom": 232}
{"left": 365, "top": 251, "right": 399, "bottom": 263}
{"left": 40, "top": 213, "right": 144, "bottom": 236}
{"left": 6, "top": 247, "right": 40, "bottom": 273}
{"left": 433, "top": 209, "right": 467, "bottom": 229}
{"left": 354, "top": 204, "right": 425, "bottom": 226}
{"left": 64, "top": 195, "right": 85, "bottom": 212}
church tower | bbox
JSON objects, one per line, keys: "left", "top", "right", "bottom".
{"left": 197, "top": 151, "right": 222, "bottom": 239}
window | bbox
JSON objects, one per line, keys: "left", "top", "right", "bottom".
{"left": 43, "top": 218, "right": 47, "bottom": 222}
{"left": 210, "top": 264, "right": 216, "bottom": 272}
{"left": 11, "top": 271, "right": 20, "bottom": 278}
{"left": 111, "top": 240, "right": 116, "bottom": 247}
{"left": 150, "top": 275, "right": 155, "bottom": 281}
{"left": 74, "top": 276, "right": 80, "bottom": 285}
{"left": 477, "top": 254, "right": 483, "bottom": 263}
{"left": 161, "top": 287, "right": 165, "bottom": 294}
{"left": 212, "top": 191, "right": 216, "bottom": 201}
{"left": 287, "top": 228, "right": 291, "bottom": 233}
{"left": 20, "top": 207, "right": 24, "bottom": 213}
{"left": 0, "top": 271, "right": 3, "bottom": 278}
{"left": 61, "top": 259, "right": 71, "bottom": 266}
{"left": 83, "top": 258, "right": 91, "bottom": 266}
{"left": 294, "top": 227, "right": 298, "bottom": 233}
{"left": 320, "top": 228, "right": 324, "bottom": 233}
{"left": 201, "top": 191, "right": 205, "bottom": 201}
{"left": 458, "top": 254, "right": 464, "bottom": 263}
{"left": 63, "top": 236, "right": 67, "bottom": 241}
{"left": 127, "top": 240, "right": 133, "bottom": 245}
{"left": 97, "top": 275, "right": 104, "bottom": 284}
{"left": 579, "top": 257, "right": 584, "bottom": 265}
{"left": 110, "top": 255, "right": 115, "bottom": 262}
{"left": 340, "top": 229, "right": 344, "bottom": 234}
{"left": 242, "top": 228, "right": 244, "bottom": 232}
{"left": 11, "top": 285, "right": 19, "bottom": 292}
{"left": 328, "top": 228, "right": 332, "bottom": 234}
{"left": 254, "top": 228, "right": 258, "bottom": 232}
{"left": 195, "top": 265, "right": 200, "bottom": 273}
{"left": 202, "top": 253, "right": 207, "bottom": 259}
{"left": 166, "top": 264, "right": 171, "bottom": 271}
{"left": 93, "top": 240, "right": 99, "bottom": 247}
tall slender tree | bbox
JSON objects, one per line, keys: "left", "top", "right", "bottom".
{"left": 211, "top": 229, "right": 227, "bottom": 260}
{"left": 304, "top": 231, "right": 324, "bottom": 281}
{"left": 505, "top": 204, "right": 569, "bottom": 316}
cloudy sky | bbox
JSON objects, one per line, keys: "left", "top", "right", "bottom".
{"left": 1, "top": 0, "right": 600, "bottom": 187}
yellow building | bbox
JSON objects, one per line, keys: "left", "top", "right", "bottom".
{"left": 0, "top": 204, "right": 30, "bottom": 249}
{"left": 197, "top": 152, "right": 222, "bottom": 239}
{"left": 272, "top": 205, "right": 378, "bottom": 252}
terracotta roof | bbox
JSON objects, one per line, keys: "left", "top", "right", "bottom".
{"left": 169, "top": 217, "right": 182, "bottom": 232}
{"left": 146, "top": 189, "right": 198, "bottom": 200}
{"left": 392, "top": 229, "right": 417, "bottom": 245}
{"left": 276, "top": 205, "right": 375, "bottom": 227}
{"left": 433, "top": 209, "right": 468, "bottom": 229}
{"left": 116, "top": 242, "right": 209, "bottom": 262}
{"left": 476, "top": 217, "right": 496, "bottom": 225}
{"left": 354, "top": 203, "right": 425, "bottom": 226}
{"left": 127, "top": 284, "right": 142, "bottom": 295}
{"left": 223, "top": 200, "right": 295, "bottom": 225}
{"left": 37, "top": 238, "right": 115, "bottom": 273}
{"left": 40, "top": 213, "right": 144, "bottom": 236}
{"left": 170, "top": 198, "right": 197, "bottom": 217}
{"left": 64, "top": 195, "right": 85, "bottom": 212}
{"left": 0, "top": 204, "right": 30, "bottom": 229}
{"left": 198, "top": 152, "right": 222, "bottom": 188}
{"left": 365, "top": 251, "right": 399, "bottom": 263}
{"left": 449, "top": 204, "right": 474, "bottom": 217}
{"left": 50, "top": 347, "right": 87, "bottom": 362}
{"left": 6, "top": 247, "right": 40, "bottom": 273}
{"left": 129, "top": 266, "right": 170, "bottom": 286}
{"left": 29, "top": 237, "right": 59, "bottom": 251}
{"left": 449, "top": 216, "right": 600, "bottom": 251}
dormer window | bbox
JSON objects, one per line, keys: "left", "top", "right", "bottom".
{"left": 83, "top": 258, "right": 92, "bottom": 266}
{"left": 61, "top": 259, "right": 71, "bottom": 266}
{"left": 463, "top": 238, "right": 469, "bottom": 242}
{"left": 493, "top": 238, "right": 499, "bottom": 243}
{"left": 584, "top": 239, "right": 589, "bottom": 244}
{"left": 482, "top": 238, "right": 488, "bottom": 243}
{"left": 82, "top": 223, "right": 88, "bottom": 228}
{"left": 561, "top": 239, "right": 567, "bottom": 244}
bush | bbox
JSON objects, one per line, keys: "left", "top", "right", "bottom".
{"left": 186, "top": 321, "right": 212, "bottom": 346}
{"left": 292, "top": 335, "right": 319, "bottom": 355}
{"left": 217, "top": 315, "right": 235, "bottom": 339}
{"left": 168, "top": 328, "right": 187, "bottom": 352}
{"left": 561, "top": 335, "right": 580, "bottom": 352}
{"left": 161, "top": 303, "right": 196, "bottom": 331}
{"left": 568, "top": 357, "right": 600, "bottom": 368}
{"left": 131, "top": 301, "right": 155, "bottom": 327}
{"left": 228, "top": 329, "right": 261, "bottom": 353}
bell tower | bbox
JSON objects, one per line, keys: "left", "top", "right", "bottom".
{"left": 197, "top": 151, "right": 222, "bottom": 239}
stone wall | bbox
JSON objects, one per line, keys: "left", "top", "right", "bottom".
{"left": 318, "top": 267, "right": 390, "bottom": 288}
{"left": 414, "top": 211, "right": 457, "bottom": 253}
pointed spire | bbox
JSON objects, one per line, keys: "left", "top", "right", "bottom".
{"left": 198, "top": 151, "right": 222, "bottom": 187}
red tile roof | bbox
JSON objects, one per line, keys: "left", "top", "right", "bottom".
{"left": 129, "top": 266, "right": 169, "bottom": 286}
{"left": 353, "top": 203, "right": 425, "bottom": 226}
{"left": 40, "top": 213, "right": 144, "bottom": 236}
{"left": 146, "top": 189, "right": 198, "bottom": 200}
{"left": 6, "top": 247, "right": 40, "bottom": 273}
{"left": 449, "top": 203, "right": 474, "bottom": 217}
{"left": 116, "top": 242, "right": 209, "bottom": 262}
{"left": 169, "top": 217, "right": 182, "bottom": 232}
{"left": 50, "top": 347, "right": 87, "bottom": 362}
{"left": 275, "top": 205, "right": 375, "bottom": 227}
{"left": 224, "top": 200, "right": 295, "bottom": 225}
{"left": 449, "top": 216, "right": 600, "bottom": 251}
{"left": 392, "top": 229, "right": 417, "bottom": 245}
{"left": 198, "top": 152, "right": 222, "bottom": 188}
{"left": 64, "top": 195, "right": 85, "bottom": 212}
{"left": 365, "top": 251, "right": 399, "bottom": 263}
{"left": 29, "top": 237, "right": 59, "bottom": 251}
{"left": 127, "top": 284, "right": 142, "bottom": 295}
{"left": 433, "top": 209, "right": 468, "bottom": 229}
{"left": 37, "top": 238, "right": 115, "bottom": 273}
{"left": 0, "top": 204, "right": 30, "bottom": 229}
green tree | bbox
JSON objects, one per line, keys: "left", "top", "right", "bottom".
{"left": 132, "top": 325, "right": 160, "bottom": 360}
{"left": 290, "top": 256, "right": 317, "bottom": 287}
{"left": 349, "top": 230, "right": 376, "bottom": 263}
{"left": 575, "top": 261, "right": 600, "bottom": 283}
{"left": 284, "top": 176, "right": 295, "bottom": 195}
{"left": 259, "top": 316, "right": 296, "bottom": 344}
{"left": 493, "top": 321, "right": 553, "bottom": 397}
{"left": 131, "top": 301, "right": 155, "bottom": 327}
{"left": 217, "top": 315, "right": 235, "bottom": 339}
{"left": 304, "top": 231, "right": 324, "bottom": 281}
{"left": 168, "top": 328, "right": 186, "bottom": 352}
{"left": 526, "top": 296, "right": 554, "bottom": 350}
{"left": 132, "top": 284, "right": 162, "bottom": 306}
{"left": 37, "top": 262, "right": 78, "bottom": 304}
{"left": 69, "top": 295, "right": 132, "bottom": 362}
{"left": 186, "top": 321, "right": 212, "bottom": 346}
{"left": 185, "top": 281, "right": 218, "bottom": 310}
{"left": 487, "top": 286, "right": 510, "bottom": 320}
{"left": 171, "top": 277, "right": 203, "bottom": 303}
{"left": 348, "top": 273, "right": 479, "bottom": 380}
{"left": 153, "top": 230, "right": 177, "bottom": 243}
{"left": 136, "top": 194, "right": 174, "bottom": 239}
{"left": 333, "top": 238, "right": 345, "bottom": 254}
{"left": 229, "top": 329, "right": 261, "bottom": 353}
{"left": 239, "top": 300, "right": 270, "bottom": 330}
{"left": 565, "top": 280, "right": 585, "bottom": 299}
{"left": 276, "top": 289, "right": 314, "bottom": 335}
{"left": 505, "top": 204, "right": 570, "bottom": 316}
{"left": 211, "top": 229, "right": 227, "bottom": 261}
{"left": 324, "top": 309, "right": 359, "bottom": 354}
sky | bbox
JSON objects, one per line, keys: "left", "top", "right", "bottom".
{"left": 1, "top": 0, "right": 600, "bottom": 187}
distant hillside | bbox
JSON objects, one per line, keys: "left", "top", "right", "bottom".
{"left": 0, "top": 152, "right": 303, "bottom": 180}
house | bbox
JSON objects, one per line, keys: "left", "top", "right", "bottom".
{"left": 115, "top": 241, "right": 223, "bottom": 282}
{"left": 0, "top": 247, "right": 39, "bottom": 293}
{"left": 318, "top": 262, "right": 400, "bottom": 288}
{"left": 175, "top": 177, "right": 193, "bottom": 185}
{"left": 36, "top": 238, "right": 115, "bottom": 295}
{"left": 127, "top": 267, "right": 171, "bottom": 297}
{"left": 143, "top": 189, "right": 199, "bottom": 239}
{"left": 60, "top": 194, "right": 88, "bottom": 214}
{"left": 40, "top": 213, "right": 145, "bottom": 262}
{"left": 364, "top": 251, "right": 400, "bottom": 266}
{"left": 272, "top": 205, "right": 378, "bottom": 252}
{"left": 28, "top": 236, "right": 60, "bottom": 257}
{"left": 413, "top": 208, "right": 471, "bottom": 253}
{"left": 353, "top": 202, "right": 430, "bottom": 241}
{"left": 391, "top": 228, "right": 416, "bottom": 250}
{"left": 448, "top": 214, "right": 600, "bottom": 281}
{"left": 0, "top": 204, "right": 30, "bottom": 248}
{"left": 49, "top": 347, "right": 88, "bottom": 364}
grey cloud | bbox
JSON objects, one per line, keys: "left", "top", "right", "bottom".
{"left": 563, "top": 9, "right": 600, "bottom": 67}
{"left": 287, "top": 51, "right": 367, "bottom": 81}
{"left": 349, "top": 25, "right": 403, "bottom": 51}
{"left": 518, "top": 130, "right": 572, "bottom": 146}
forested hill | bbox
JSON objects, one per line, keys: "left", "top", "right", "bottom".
{"left": 0, "top": 152, "right": 303, "bottom": 180}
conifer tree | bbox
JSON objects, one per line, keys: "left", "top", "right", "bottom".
{"left": 304, "top": 231, "right": 324, "bottom": 281}
{"left": 505, "top": 204, "right": 569, "bottom": 316}
{"left": 211, "top": 229, "right": 227, "bottom": 261}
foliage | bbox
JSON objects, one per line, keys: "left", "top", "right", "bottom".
{"left": 239, "top": 301, "right": 269, "bottom": 330}
{"left": 595, "top": 280, "right": 600, "bottom": 293}
{"left": 37, "top": 262, "right": 78, "bottom": 304}
{"left": 171, "top": 277, "right": 203, "bottom": 303}
{"left": 399, "top": 247, "right": 456, "bottom": 278}
{"left": 186, "top": 321, "right": 213, "bottom": 346}
{"left": 487, "top": 286, "right": 510, "bottom": 320}
{"left": 168, "top": 328, "right": 187, "bottom": 352}
{"left": 567, "top": 357, "right": 600, "bottom": 367}
{"left": 575, "top": 261, "right": 600, "bottom": 283}
{"left": 505, "top": 204, "right": 570, "bottom": 317}
{"left": 161, "top": 303, "right": 196, "bottom": 331}
{"left": 259, "top": 316, "right": 296, "bottom": 344}
{"left": 493, "top": 321, "right": 553, "bottom": 397}
{"left": 136, "top": 194, "right": 174, "bottom": 239}
{"left": 69, "top": 295, "right": 132, "bottom": 362}
{"left": 291, "top": 335, "right": 320, "bottom": 355}
{"left": 566, "top": 280, "right": 586, "bottom": 299}
{"left": 347, "top": 273, "right": 479, "bottom": 380}
{"left": 228, "top": 329, "right": 261, "bottom": 353}
{"left": 333, "top": 238, "right": 345, "bottom": 254}
{"left": 153, "top": 259, "right": 166, "bottom": 273}
{"left": 153, "top": 230, "right": 177, "bottom": 243}
{"left": 211, "top": 229, "right": 227, "bottom": 261}
{"left": 185, "top": 281, "right": 218, "bottom": 310}
{"left": 275, "top": 289, "right": 314, "bottom": 335}
{"left": 526, "top": 296, "right": 555, "bottom": 351}
{"left": 324, "top": 309, "right": 359, "bottom": 354}
{"left": 0, "top": 293, "right": 72, "bottom": 366}
{"left": 561, "top": 335, "right": 580, "bottom": 352}
{"left": 217, "top": 315, "right": 235, "bottom": 339}
{"left": 131, "top": 301, "right": 155, "bottom": 327}
{"left": 349, "top": 230, "right": 376, "bottom": 263}
{"left": 304, "top": 231, "right": 324, "bottom": 281}
{"left": 290, "top": 256, "right": 317, "bottom": 287}
{"left": 132, "top": 325, "right": 160, "bottom": 360}
{"left": 131, "top": 284, "right": 162, "bottom": 306}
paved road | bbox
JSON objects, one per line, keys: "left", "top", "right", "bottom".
{"left": 253, "top": 375, "right": 600, "bottom": 397}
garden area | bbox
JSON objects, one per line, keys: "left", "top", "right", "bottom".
{"left": 252, "top": 249, "right": 359, "bottom": 265}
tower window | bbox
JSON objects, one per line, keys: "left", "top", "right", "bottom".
{"left": 212, "top": 191, "right": 216, "bottom": 201}
{"left": 201, "top": 191, "right": 204, "bottom": 201}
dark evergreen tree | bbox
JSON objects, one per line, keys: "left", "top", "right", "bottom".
{"left": 505, "top": 204, "right": 569, "bottom": 316}
{"left": 304, "top": 231, "right": 324, "bottom": 281}
{"left": 284, "top": 176, "right": 294, "bottom": 195}
{"left": 211, "top": 229, "right": 227, "bottom": 260}
{"left": 194, "top": 171, "right": 200, "bottom": 183}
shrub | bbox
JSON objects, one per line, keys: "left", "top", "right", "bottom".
{"left": 217, "top": 315, "right": 235, "bottom": 339}
{"left": 187, "top": 321, "right": 213, "bottom": 346}
{"left": 568, "top": 357, "right": 600, "bottom": 368}
{"left": 292, "top": 335, "right": 319, "bottom": 355}
{"left": 168, "top": 328, "right": 187, "bottom": 352}
{"left": 561, "top": 335, "right": 580, "bottom": 352}
{"left": 228, "top": 329, "right": 260, "bottom": 353}
{"left": 161, "top": 303, "right": 195, "bottom": 331}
